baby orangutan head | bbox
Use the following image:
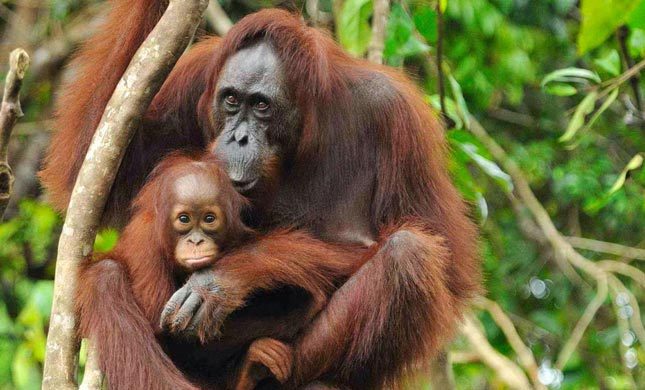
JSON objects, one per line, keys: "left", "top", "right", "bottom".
{"left": 170, "top": 171, "right": 229, "bottom": 271}
{"left": 135, "top": 152, "right": 252, "bottom": 272}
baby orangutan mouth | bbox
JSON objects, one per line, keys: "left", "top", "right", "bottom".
{"left": 179, "top": 252, "right": 219, "bottom": 270}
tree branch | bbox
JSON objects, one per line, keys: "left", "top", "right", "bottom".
{"left": 555, "top": 276, "right": 608, "bottom": 370}
{"left": 461, "top": 314, "right": 533, "bottom": 390}
{"left": 566, "top": 236, "right": 645, "bottom": 261}
{"left": 607, "top": 274, "right": 645, "bottom": 346}
{"left": 0, "top": 48, "right": 29, "bottom": 221}
{"left": 41, "top": 1, "right": 209, "bottom": 388}
{"left": 205, "top": 0, "right": 232, "bottom": 36}
{"left": 475, "top": 297, "right": 545, "bottom": 389}
{"left": 367, "top": 0, "right": 389, "bottom": 64}
{"left": 79, "top": 345, "right": 103, "bottom": 390}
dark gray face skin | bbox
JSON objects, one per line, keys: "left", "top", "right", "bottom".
{"left": 212, "top": 41, "right": 299, "bottom": 194}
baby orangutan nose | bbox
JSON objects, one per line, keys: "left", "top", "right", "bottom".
{"left": 175, "top": 231, "right": 220, "bottom": 272}
{"left": 187, "top": 233, "right": 205, "bottom": 246}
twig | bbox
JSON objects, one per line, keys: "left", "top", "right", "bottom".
{"left": 617, "top": 25, "right": 644, "bottom": 126}
{"left": 469, "top": 117, "right": 602, "bottom": 278}
{"left": 566, "top": 236, "right": 645, "bottom": 261}
{"left": 428, "top": 350, "right": 455, "bottom": 389}
{"left": 41, "top": 1, "right": 209, "bottom": 389}
{"left": 366, "top": 0, "right": 390, "bottom": 64}
{"left": 596, "top": 260, "right": 645, "bottom": 288}
{"left": 487, "top": 108, "right": 536, "bottom": 128}
{"left": 0, "top": 48, "right": 30, "bottom": 221}
{"left": 436, "top": 1, "right": 447, "bottom": 121}
{"left": 461, "top": 314, "right": 533, "bottom": 390}
{"left": 450, "top": 351, "right": 480, "bottom": 364}
{"left": 508, "top": 194, "right": 590, "bottom": 289}
{"left": 599, "top": 58, "right": 645, "bottom": 100}
{"left": 205, "top": 0, "right": 232, "bottom": 36}
{"left": 5, "top": 131, "right": 50, "bottom": 218}
{"left": 607, "top": 274, "right": 645, "bottom": 345}
{"left": 476, "top": 297, "right": 545, "bottom": 389}
{"left": 555, "top": 276, "right": 608, "bottom": 370}
{"left": 607, "top": 278, "right": 639, "bottom": 389}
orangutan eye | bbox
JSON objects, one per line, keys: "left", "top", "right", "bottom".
{"left": 225, "top": 95, "right": 239, "bottom": 106}
{"left": 204, "top": 214, "right": 216, "bottom": 224}
{"left": 178, "top": 214, "right": 190, "bottom": 224}
{"left": 255, "top": 100, "right": 269, "bottom": 111}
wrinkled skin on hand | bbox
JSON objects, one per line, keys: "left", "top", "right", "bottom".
{"left": 160, "top": 270, "right": 245, "bottom": 343}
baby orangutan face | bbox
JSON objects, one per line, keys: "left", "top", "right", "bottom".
{"left": 171, "top": 172, "right": 226, "bottom": 272}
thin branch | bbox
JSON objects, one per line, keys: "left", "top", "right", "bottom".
{"left": 596, "top": 260, "right": 645, "bottom": 288}
{"left": 566, "top": 236, "right": 645, "bottom": 261}
{"left": 428, "top": 350, "right": 455, "bottom": 389}
{"left": 5, "top": 131, "right": 50, "bottom": 218}
{"left": 607, "top": 274, "right": 645, "bottom": 345}
{"left": 306, "top": 0, "right": 333, "bottom": 27}
{"left": 41, "top": 1, "right": 209, "bottom": 389}
{"left": 598, "top": 58, "right": 645, "bottom": 100}
{"left": 617, "top": 25, "right": 644, "bottom": 126}
{"left": 508, "top": 193, "right": 590, "bottom": 289}
{"left": 555, "top": 276, "right": 608, "bottom": 370}
{"left": 367, "top": 0, "right": 390, "bottom": 64}
{"left": 461, "top": 314, "right": 533, "bottom": 390}
{"left": 607, "top": 278, "right": 638, "bottom": 389}
{"left": 450, "top": 351, "right": 480, "bottom": 364}
{"left": 476, "top": 297, "right": 545, "bottom": 389}
{"left": 0, "top": 48, "right": 30, "bottom": 221}
{"left": 79, "top": 345, "right": 103, "bottom": 390}
{"left": 205, "top": 0, "right": 232, "bottom": 36}
{"left": 469, "top": 116, "right": 602, "bottom": 279}
{"left": 436, "top": 1, "right": 447, "bottom": 121}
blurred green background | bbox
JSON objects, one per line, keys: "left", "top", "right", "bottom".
{"left": 0, "top": 0, "right": 644, "bottom": 388}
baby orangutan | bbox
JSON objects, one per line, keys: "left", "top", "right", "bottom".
{"left": 161, "top": 155, "right": 294, "bottom": 389}
{"left": 76, "top": 152, "right": 366, "bottom": 390}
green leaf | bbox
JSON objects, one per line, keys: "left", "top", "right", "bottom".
{"left": 582, "top": 88, "right": 620, "bottom": 133}
{"left": 427, "top": 95, "right": 464, "bottom": 129}
{"left": 545, "top": 83, "right": 578, "bottom": 96}
{"left": 628, "top": 28, "right": 645, "bottom": 57}
{"left": 593, "top": 50, "right": 621, "bottom": 76}
{"left": 459, "top": 143, "right": 514, "bottom": 193}
{"left": 559, "top": 91, "right": 598, "bottom": 142}
{"left": 337, "top": 0, "right": 373, "bottom": 57}
{"left": 608, "top": 153, "right": 644, "bottom": 194}
{"left": 384, "top": 4, "right": 430, "bottom": 66}
{"left": 448, "top": 75, "right": 471, "bottom": 129}
{"left": 475, "top": 192, "right": 489, "bottom": 222}
{"left": 413, "top": 5, "right": 438, "bottom": 43}
{"left": 542, "top": 67, "right": 601, "bottom": 87}
{"left": 578, "top": 0, "right": 642, "bottom": 54}
{"left": 627, "top": 0, "right": 645, "bottom": 29}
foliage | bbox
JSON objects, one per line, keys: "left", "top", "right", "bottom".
{"left": 0, "top": 0, "right": 643, "bottom": 388}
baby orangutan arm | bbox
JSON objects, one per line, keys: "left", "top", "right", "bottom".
{"left": 160, "top": 230, "right": 368, "bottom": 343}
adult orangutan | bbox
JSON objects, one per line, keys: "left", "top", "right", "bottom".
{"left": 77, "top": 152, "right": 364, "bottom": 389}
{"left": 40, "top": 1, "right": 480, "bottom": 388}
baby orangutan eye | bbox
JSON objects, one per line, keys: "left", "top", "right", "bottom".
{"left": 178, "top": 214, "right": 190, "bottom": 224}
{"left": 204, "top": 214, "right": 216, "bottom": 224}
